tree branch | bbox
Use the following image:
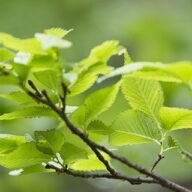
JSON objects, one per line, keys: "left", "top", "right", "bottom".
{"left": 24, "top": 81, "right": 192, "bottom": 192}
{"left": 45, "top": 163, "right": 157, "bottom": 185}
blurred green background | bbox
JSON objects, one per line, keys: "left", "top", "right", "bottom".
{"left": 0, "top": 0, "right": 192, "bottom": 191}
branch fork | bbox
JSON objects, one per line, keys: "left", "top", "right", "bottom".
{"left": 25, "top": 80, "right": 191, "bottom": 192}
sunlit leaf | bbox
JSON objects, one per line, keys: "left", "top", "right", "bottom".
{"left": 0, "top": 142, "right": 52, "bottom": 169}
{"left": 110, "top": 110, "right": 161, "bottom": 146}
{"left": 160, "top": 107, "right": 192, "bottom": 131}
{"left": 35, "top": 129, "right": 65, "bottom": 154}
{"left": 0, "top": 106, "right": 56, "bottom": 120}
{"left": 121, "top": 76, "right": 163, "bottom": 121}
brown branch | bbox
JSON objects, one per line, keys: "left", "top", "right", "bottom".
{"left": 45, "top": 163, "right": 157, "bottom": 185}
{"left": 27, "top": 81, "right": 118, "bottom": 178}
{"left": 24, "top": 80, "right": 192, "bottom": 192}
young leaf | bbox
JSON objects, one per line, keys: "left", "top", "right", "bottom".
{"left": 160, "top": 107, "right": 192, "bottom": 131}
{"left": 59, "top": 143, "right": 88, "bottom": 164}
{"left": 165, "top": 61, "right": 192, "bottom": 84}
{"left": 87, "top": 120, "right": 110, "bottom": 135}
{"left": 130, "top": 70, "right": 182, "bottom": 83}
{"left": 109, "top": 110, "right": 161, "bottom": 146}
{"left": 0, "top": 75, "right": 19, "bottom": 85}
{"left": 0, "top": 106, "right": 56, "bottom": 120}
{"left": 0, "top": 134, "right": 25, "bottom": 154}
{"left": 87, "top": 120, "right": 110, "bottom": 142}
{"left": 34, "top": 69, "right": 61, "bottom": 91}
{"left": 44, "top": 28, "right": 73, "bottom": 38}
{"left": 71, "top": 83, "right": 119, "bottom": 129}
{"left": 0, "top": 33, "right": 45, "bottom": 55}
{"left": 0, "top": 91, "right": 35, "bottom": 105}
{"left": 121, "top": 76, "right": 164, "bottom": 121}
{"left": 0, "top": 142, "right": 52, "bottom": 169}
{"left": 0, "top": 48, "right": 15, "bottom": 61}
{"left": 13, "top": 64, "right": 30, "bottom": 81}
{"left": 166, "top": 136, "right": 180, "bottom": 151}
{"left": 97, "top": 62, "right": 165, "bottom": 83}
{"left": 80, "top": 40, "right": 121, "bottom": 67}
{"left": 69, "top": 64, "right": 113, "bottom": 96}
{"left": 35, "top": 129, "right": 65, "bottom": 154}
{"left": 69, "top": 153, "right": 110, "bottom": 171}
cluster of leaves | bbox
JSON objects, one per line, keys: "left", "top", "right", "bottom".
{"left": 0, "top": 28, "right": 191, "bottom": 176}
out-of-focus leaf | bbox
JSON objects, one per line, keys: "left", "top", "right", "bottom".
{"left": 0, "top": 134, "right": 25, "bottom": 154}
{"left": 160, "top": 107, "right": 192, "bottom": 131}
{"left": 35, "top": 129, "right": 65, "bottom": 154}
{"left": 59, "top": 143, "right": 88, "bottom": 164}
{"left": 44, "top": 28, "right": 73, "bottom": 38}
{"left": 0, "top": 106, "right": 56, "bottom": 120}
{"left": 0, "top": 91, "right": 35, "bottom": 105}
{"left": 69, "top": 153, "right": 110, "bottom": 171}
{"left": 34, "top": 69, "right": 61, "bottom": 91}
{"left": 0, "top": 33, "right": 45, "bottom": 55}
{"left": 0, "top": 48, "right": 15, "bottom": 61}
{"left": 0, "top": 142, "right": 52, "bottom": 169}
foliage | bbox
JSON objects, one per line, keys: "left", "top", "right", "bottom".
{"left": 0, "top": 28, "right": 191, "bottom": 191}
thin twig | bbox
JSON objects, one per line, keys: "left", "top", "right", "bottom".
{"left": 151, "top": 154, "right": 164, "bottom": 173}
{"left": 45, "top": 163, "right": 157, "bottom": 184}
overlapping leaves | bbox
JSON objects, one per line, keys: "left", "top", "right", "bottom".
{"left": 0, "top": 28, "right": 191, "bottom": 176}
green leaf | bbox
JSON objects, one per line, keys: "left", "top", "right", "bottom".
{"left": 97, "top": 62, "right": 165, "bottom": 83}
{"left": 87, "top": 120, "right": 110, "bottom": 135}
{"left": 87, "top": 120, "right": 110, "bottom": 142}
{"left": 0, "top": 48, "right": 15, "bottom": 61}
{"left": 71, "top": 83, "right": 119, "bottom": 129}
{"left": 0, "top": 134, "right": 25, "bottom": 154}
{"left": 69, "top": 40, "right": 124, "bottom": 96}
{"left": 130, "top": 70, "right": 182, "bottom": 83}
{"left": 160, "top": 107, "right": 192, "bottom": 131}
{"left": 69, "top": 153, "right": 110, "bottom": 171}
{"left": 14, "top": 64, "right": 30, "bottom": 81}
{"left": 80, "top": 40, "right": 121, "bottom": 67}
{"left": 29, "top": 55, "right": 58, "bottom": 71}
{"left": 34, "top": 69, "right": 61, "bottom": 91}
{"left": 121, "top": 76, "right": 164, "bottom": 121}
{"left": 44, "top": 28, "right": 73, "bottom": 38}
{"left": 0, "top": 106, "right": 56, "bottom": 120}
{"left": 69, "top": 72, "right": 97, "bottom": 96}
{"left": 59, "top": 143, "right": 88, "bottom": 164}
{"left": 0, "top": 33, "right": 45, "bottom": 55}
{"left": 35, "top": 129, "right": 65, "bottom": 154}
{"left": 59, "top": 123, "right": 88, "bottom": 150}
{"left": 0, "top": 142, "right": 51, "bottom": 169}
{"left": 0, "top": 91, "right": 35, "bottom": 105}
{"left": 88, "top": 40, "right": 121, "bottom": 63}
{"left": 69, "top": 64, "right": 113, "bottom": 96}
{"left": 0, "top": 75, "right": 19, "bottom": 85}
{"left": 165, "top": 61, "right": 192, "bottom": 84}
{"left": 167, "top": 136, "right": 180, "bottom": 150}
{"left": 109, "top": 110, "right": 161, "bottom": 146}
